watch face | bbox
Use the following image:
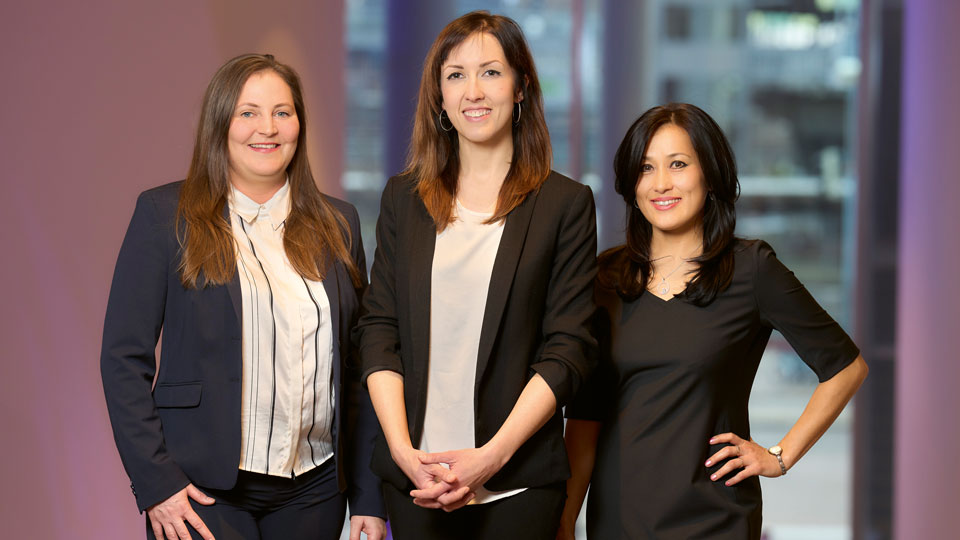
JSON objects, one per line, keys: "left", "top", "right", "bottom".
{"left": 769, "top": 445, "right": 782, "bottom": 455}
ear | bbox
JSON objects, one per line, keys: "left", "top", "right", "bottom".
{"left": 515, "top": 74, "right": 529, "bottom": 103}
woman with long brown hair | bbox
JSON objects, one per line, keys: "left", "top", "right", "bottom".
{"left": 355, "top": 11, "right": 597, "bottom": 540}
{"left": 101, "top": 54, "right": 385, "bottom": 540}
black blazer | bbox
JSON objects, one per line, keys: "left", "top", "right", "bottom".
{"left": 355, "top": 172, "right": 598, "bottom": 492}
{"left": 101, "top": 181, "right": 384, "bottom": 517}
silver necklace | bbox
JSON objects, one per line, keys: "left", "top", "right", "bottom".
{"left": 652, "top": 258, "right": 687, "bottom": 295}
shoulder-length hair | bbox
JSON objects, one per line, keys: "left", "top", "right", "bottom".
{"left": 600, "top": 102, "right": 740, "bottom": 306}
{"left": 406, "top": 10, "right": 552, "bottom": 231}
{"left": 176, "top": 53, "right": 361, "bottom": 288}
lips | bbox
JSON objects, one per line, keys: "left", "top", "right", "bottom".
{"left": 248, "top": 143, "right": 280, "bottom": 152}
{"left": 463, "top": 108, "right": 491, "bottom": 119}
{"left": 652, "top": 198, "right": 680, "bottom": 210}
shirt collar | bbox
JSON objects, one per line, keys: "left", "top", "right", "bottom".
{"left": 229, "top": 181, "right": 290, "bottom": 230}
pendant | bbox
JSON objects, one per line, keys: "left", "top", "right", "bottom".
{"left": 658, "top": 278, "right": 670, "bottom": 295}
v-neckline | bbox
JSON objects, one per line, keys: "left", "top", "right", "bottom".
{"left": 645, "top": 290, "right": 684, "bottom": 303}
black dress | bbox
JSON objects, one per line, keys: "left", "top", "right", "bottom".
{"left": 568, "top": 239, "right": 859, "bottom": 539}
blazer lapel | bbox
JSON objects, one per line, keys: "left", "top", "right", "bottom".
{"left": 407, "top": 200, "right": 437, "bottom": 409}
{"left": 321, "top": 256, "right": 342, "bottom": 355}
{"left": 474, "top": 188, "right": 540, "bottom": 385}
{"left": 222, "top": 203, "right": 243, "bottom": 327}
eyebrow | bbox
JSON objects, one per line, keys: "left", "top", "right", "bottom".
{"left": 645, "top": 152, "right": 692, "bottom": 159}
{"left": 235, "top": 102, "right": 293, "bottom": 109}
{"left": 442, "top": 60, "right": 505, "bottom": 70}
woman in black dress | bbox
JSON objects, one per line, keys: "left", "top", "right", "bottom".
{"left": 558, "top": 103, "right": 868, "bottom": 539}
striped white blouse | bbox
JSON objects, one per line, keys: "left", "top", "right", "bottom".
{"left": 229, "top": 182, "right": 335, "bottom": 477}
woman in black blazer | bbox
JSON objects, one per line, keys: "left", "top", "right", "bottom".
{"left": 101, "top": 54, "right": 385, "bottom": 540}
{"left": 355, "top": 11, "right": 597, "bottom": 540}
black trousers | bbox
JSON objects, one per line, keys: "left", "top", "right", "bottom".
{"left": 146, "top": 458, "right": 345, "bottom": 540}
{"left": 383, "top": 482, "right": 565, "bottom": 540}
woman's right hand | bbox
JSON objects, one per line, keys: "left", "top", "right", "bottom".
{"left": 393, "top": 446, "right": 468, "bottom": 505}
{"left": 146, "top": 484, "right": 216, "bottom": 540}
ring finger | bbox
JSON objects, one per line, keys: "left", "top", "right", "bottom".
{"left": 710, "top": 457, "right": 745, "bottom": 481}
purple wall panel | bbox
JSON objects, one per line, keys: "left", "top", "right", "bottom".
{"left": 0, "top": 2, "right": 344, "bottom": 538}
{"left": 895, "top": 0, "right": 960, "bottom": 537}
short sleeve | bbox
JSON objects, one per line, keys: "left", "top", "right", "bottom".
{"left": 753, "top": 240, "right": 860, "bottom": 382}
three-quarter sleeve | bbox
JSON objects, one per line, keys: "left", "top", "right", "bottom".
{"left": 565, "top": 295, "right": 616, "bottom": 421}
{"left": 753, "top": 240, "right": 860, "bottom": 382}
{"left": 530, "top": 184, "right": 599, "bottom": 406}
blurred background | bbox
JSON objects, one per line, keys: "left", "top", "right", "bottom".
{"left": 2, "top": 0, "right": 956, "bottom": 539}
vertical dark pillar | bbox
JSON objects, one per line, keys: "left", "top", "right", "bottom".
{"left": 597, "top": 0, "right": 650, "bottom": 251}
{"left": 384, "top": 0, "right": 455, "bottom": 177}
{"left": 893, "top": 0, "right": 960, "bottom": 537}
{"left": 853, "top": 1, "right": 901, "bottom": 537}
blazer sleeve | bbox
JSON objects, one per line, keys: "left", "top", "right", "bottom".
{"left": 354, "top": 176, "right": 404, "bottom": 384}
{"left": 340, "top": 203, "right": 387, "bottom": 518}
{"left": 530, "top": 184, "right": 599, "bottom": 406}
{"left": 100, "top": 189, "right": 190, "bottom": 512}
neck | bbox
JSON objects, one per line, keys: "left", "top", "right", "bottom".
{"left": 650, "top": 227, "right": 704, "bottom": 262}
{"left": 230, "top": 177, "right": 285, "bottom": 204}
{"left": 456, "top": 132, "right": 513, "bottom": 212}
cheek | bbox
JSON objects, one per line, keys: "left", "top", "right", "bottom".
{"left": 283, "top": 122, "right": 300, "bottom": 144}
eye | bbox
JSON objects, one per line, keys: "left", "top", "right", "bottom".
{"left": 483, "top": 69, "right": 501, "bottom": 77}
{"left": 670, "top": 160, "right": 688, "bottom": 169}
{"left": 276, "top": 110, "right": 292, "bottom": 118}
{"left": 446, "top": 72, "right": 464, "bottom": 80}
{"left": 239, "top": 111, "right": 254, "bottom": 118}
{"left": 641, "top": 163, "right": 654, "bottom": 173}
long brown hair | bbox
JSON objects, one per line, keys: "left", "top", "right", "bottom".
{"left": 406, "top": 11, "right": 552, "bottom": 231}
{"left": 601, "top": 103, "right": 740, "bottom": 306}
{"left": 176, "top": 53, "right": 361, "bottom": 288}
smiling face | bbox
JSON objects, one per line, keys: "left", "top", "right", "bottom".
{"left": 227, "top": 70, "right": 299, "bottom": 197}
{"left": 440, "top": 32, "right": 521, "bottom": 148}
{"left": 635, "top": 123, "right": 708, "bottom": 241}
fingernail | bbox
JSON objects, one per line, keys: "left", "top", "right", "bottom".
{"left": 705, "top": 460, "right": 712, "bottom": 466}
{"left": 725, "top": 481, "right": 732, "bottom": 486}
{"left": 710, "top": 474, "right": 717, "bottom": 480}
{"left": 709, "top": 438, "right": 716, "bottom": 443}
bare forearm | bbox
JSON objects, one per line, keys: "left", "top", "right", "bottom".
{"left": 366, "top": 370, "right": 413, "bottom": 460}
{"left": 482, "top": 374, "right": 557, "bottom": 468}
{"left": 562, "top": 419, "right": 601, "bottom": 528}
{"left": 777, "top": 355, "right": 868, "bottom": 470}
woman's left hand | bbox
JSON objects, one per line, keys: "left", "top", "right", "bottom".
{"left": 705, "top": 432, "right": 784, "bottom": 486}
{"left": 411, "top": 447, "right": 506, "bottom": 511}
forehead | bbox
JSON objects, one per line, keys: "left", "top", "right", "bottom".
{"left": 645, "top": 123, "right": 695, "bottom": 155}
{"left": 443, "top": 32, "right": 508, "bottom": 66}
{"left": 237, "top": 70, "right": 293, "bottom": 102}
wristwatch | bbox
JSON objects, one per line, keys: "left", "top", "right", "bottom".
{"left": 768, "top": 445, "right": 787, "bottom": 476}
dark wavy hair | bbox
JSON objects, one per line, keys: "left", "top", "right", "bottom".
{"left": 599, "top": 103, "right": 740, "bottom": 306}
{"left": 406, "top": 10, "right": 551, "bottom": 231}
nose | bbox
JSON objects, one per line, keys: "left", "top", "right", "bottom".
{"left": 465, "top": 76, "right": 484, "bottom": 101}
{"left": 652, "top": 167, "right": 672, "bottom": 193}
{"left": 257, "top": 114, "right": 278, "bottom": 136}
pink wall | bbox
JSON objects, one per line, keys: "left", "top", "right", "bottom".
{"left": 0, "top": 2, "right": 344, "bottom": 538}
{"left": 894, "top": 1, "right": 960, "bottom": 537}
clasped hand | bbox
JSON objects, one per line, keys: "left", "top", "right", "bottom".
{"left": 400, "top": 446, "right": 503, "bottom": 512}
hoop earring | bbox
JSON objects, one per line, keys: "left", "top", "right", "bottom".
{"left": 438, "top": 109, "right": 454, "bottom": 132}
{"left": 513, "top": 102, "right": 522, "bottom": 125}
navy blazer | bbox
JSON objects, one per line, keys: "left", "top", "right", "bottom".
{"left": 355, "top": 172, "right": 598, "bottom": 492}
{"left": 101, "top": 181, "right": 384, "bottom": 517}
